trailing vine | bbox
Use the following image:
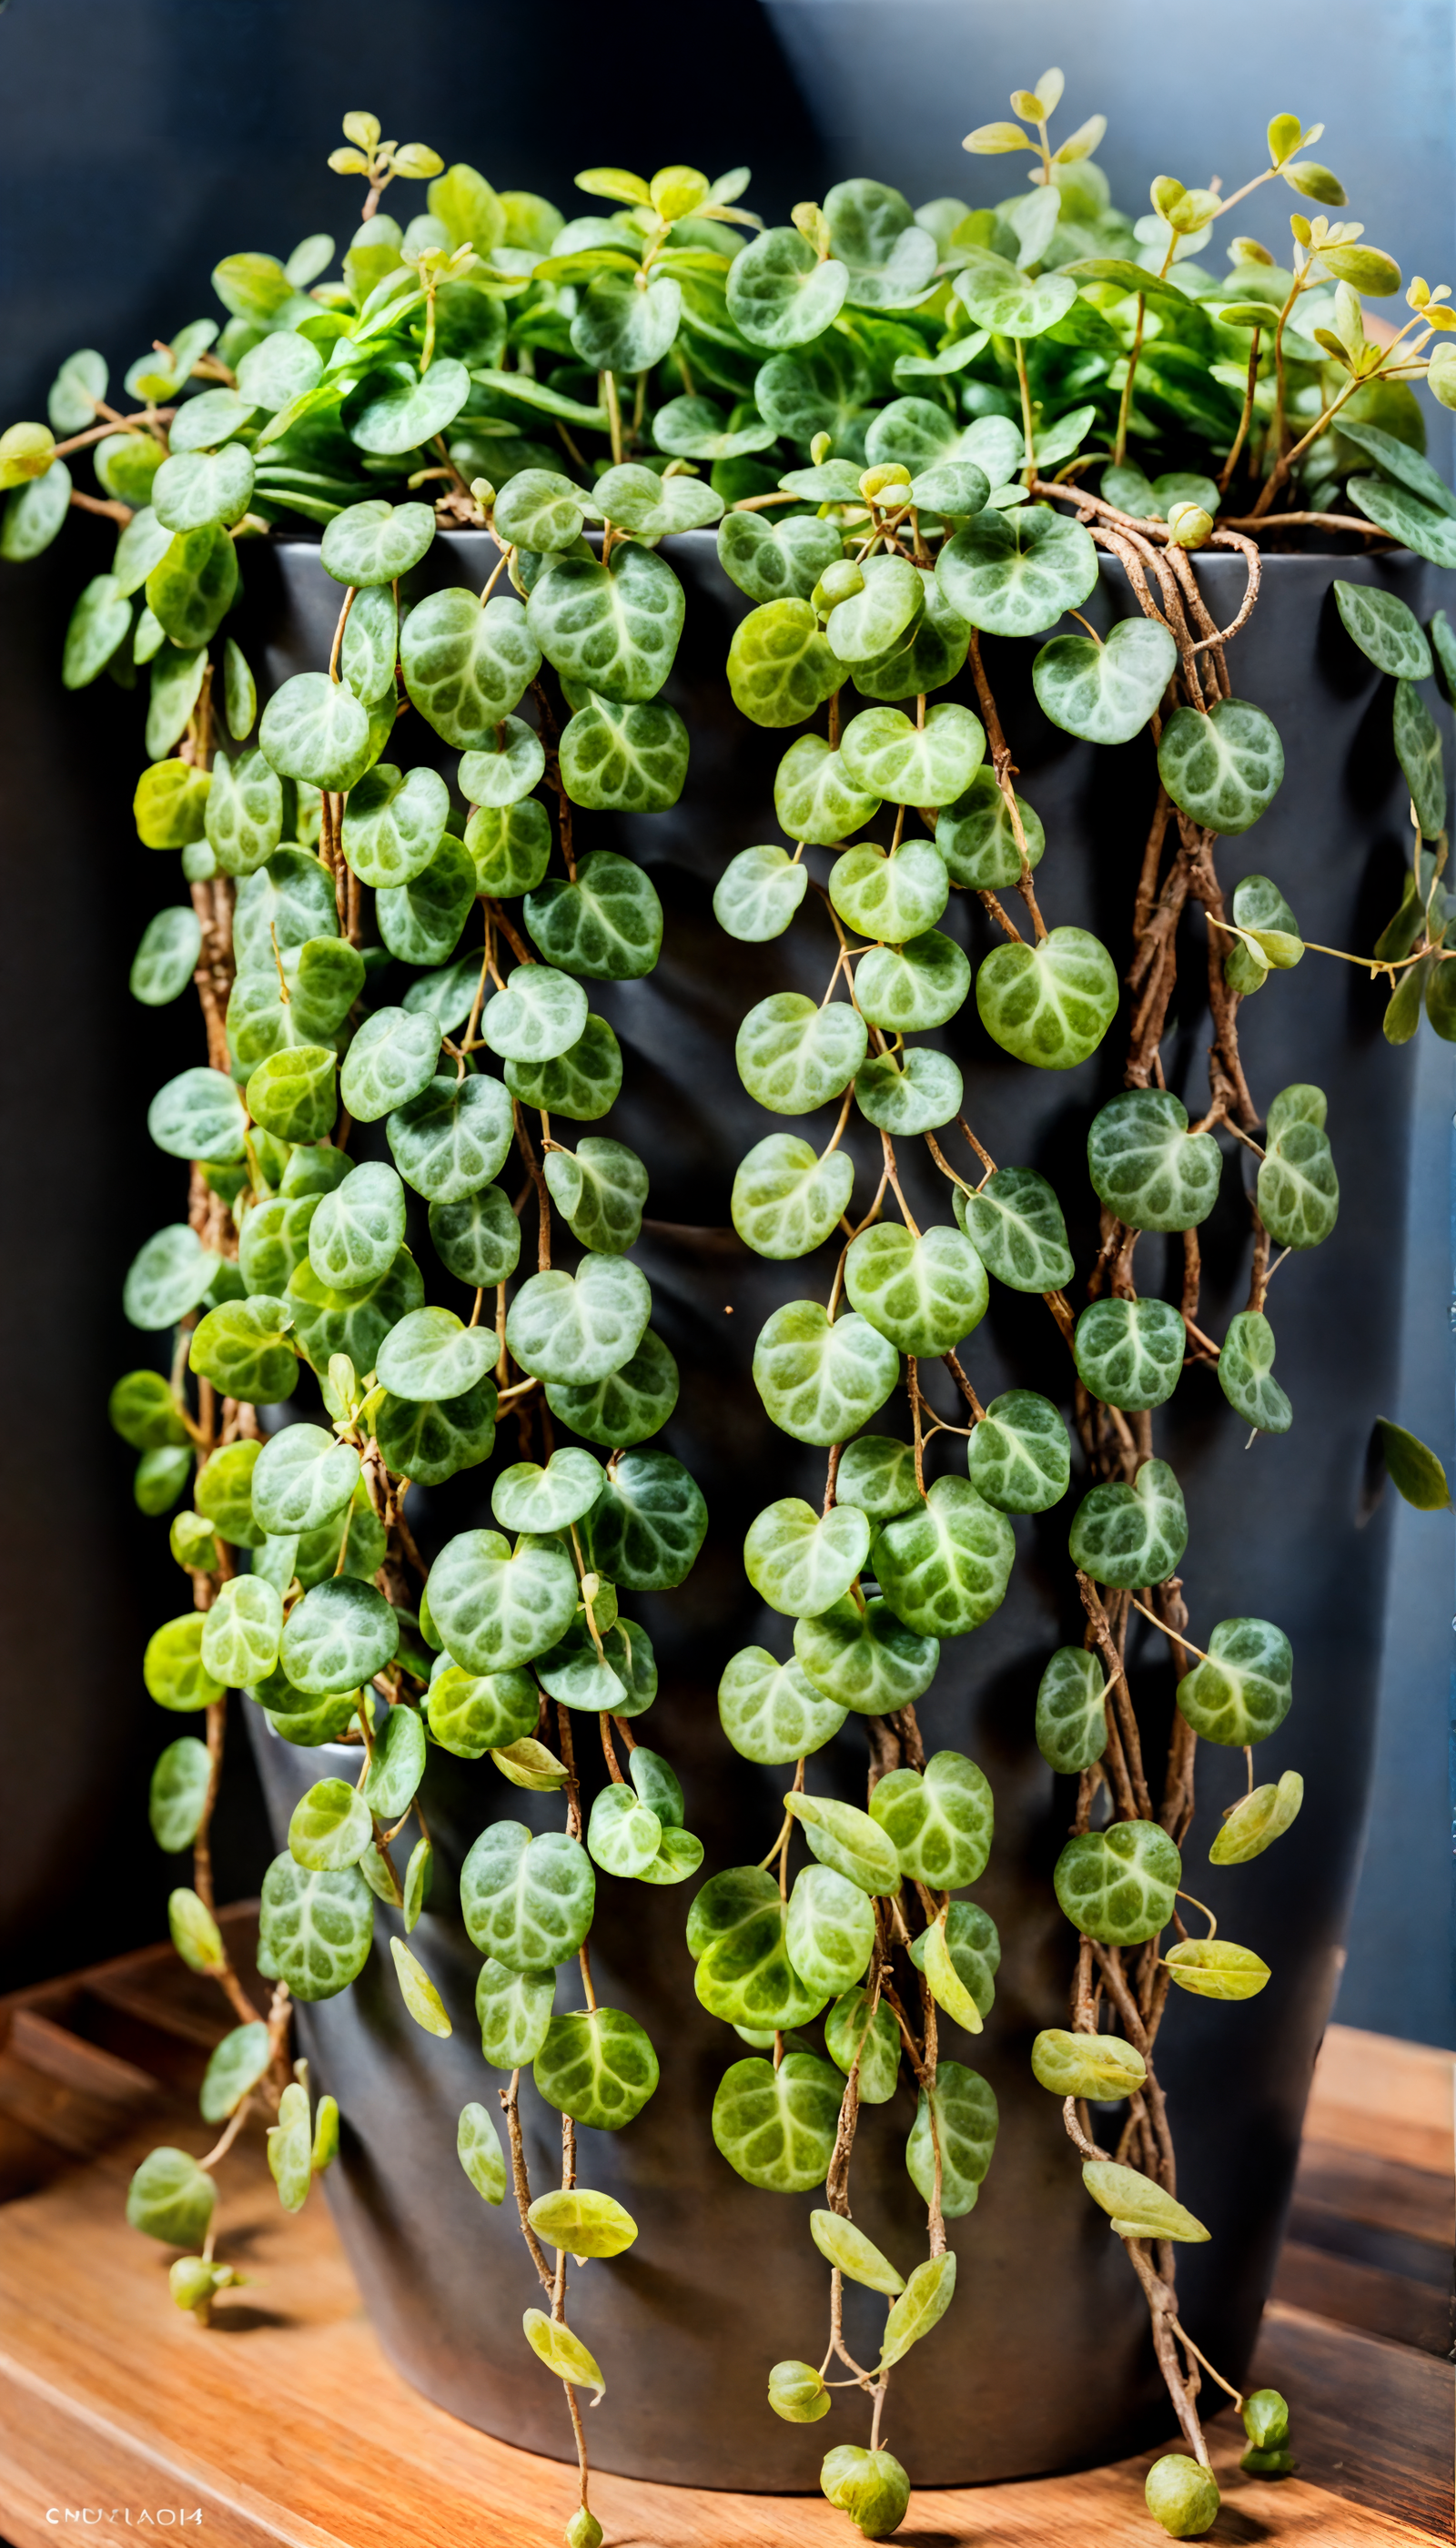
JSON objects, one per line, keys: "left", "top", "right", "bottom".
{"left": 4, "top": 82, "right": 1453, "bottom": 2548}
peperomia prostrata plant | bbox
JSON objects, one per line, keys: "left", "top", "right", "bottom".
{"left": 5, "top": 85, "right": 1454, "bottom": 2548}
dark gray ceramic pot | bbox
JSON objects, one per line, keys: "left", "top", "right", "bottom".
{"left": 245, "top": 533, "right": 1437, "bottom": 2489}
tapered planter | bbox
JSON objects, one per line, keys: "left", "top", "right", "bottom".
{"left": 246, "top": 533, "right": 1436, "bottom": 2488}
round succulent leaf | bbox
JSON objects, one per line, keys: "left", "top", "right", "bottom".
{"left": 977, "top": 927, "right": 1119, "bottom": 1069}
{"left": 967, "top": 1389, "right": 1070, "bottom": 1512}
{"left": 1158, "top": 697, "right": 1285, "bottom": 834}
{"left": 528, "top": 2186, "right": 638, "bottom": 2260}
{"left": 587, "top": 1784, "right": 663, "bottom": 1880}
{"left": 454, "top": 2100, "right": 507, "bottom": 2206}
{"left": 251, "top": 1423, "right": 359, "bottom": 1536}
{"left": 653, "top": 391, "right": 778, "bottom": 462}
{"left": 126, "top": 2147, "right": 217, "bottom": 2248}
{"left": 188, "top": 1296, "right": 298, "bottom": 1402}
{"left": 1209, "top": 1768, "right": 1304, "bottom": 1866}
{"left": 246, "top": 1046, "right": 339, "bottom": 1145}
{"left": 829, "top": 838, "right": 949, "bottom": 941}
{"left": 374, "top": 1379, "right": 497, "bottom": 1488}
{"left": 1031, "top": 2027, "right": 1146, "bottom": 2101}
{"left": 718, "top": 1647, "right": 847, "bottom": 1764}
{"left": 955, "top": 249, "right": 1077, "bottom": 334}
{"left": 340, "top": 763, "right": 449, "bottom": 888}
{"left": 481, "top": 965, "right": 587, "bottom": 1063}
{"left": 745, "top": 1498, "right": 872, "bottom": 1619}
{"left": 869, "top": 1750, "right": 992, "bottom": 1886}
{"left": 593, "top": 462, "right": 723, "bottom": 538}
{"left": 786, "top": 1864, "right": 876, "bottom": 1996}
{"left": 732, "top": 1135, "right": 854, "bottom": 1261}
{"left": 713, "top": 2049, "right": 842, "bottom": 2191}
{"left": 376, "top": 1306, "right": 498, "bottom": 1400}
{"left": 936, "top": 768, "right": 1045, "bottom": 891}
{"left": 541, "top": 1137, "right": 647, "bottom": 1256}
{"left": 492, "top": 1447, "right": 604, "bottom": 1533}
{"left": 1074, "top": 1297, "right": 1186, "bottom": 1413}
{"left": 736, "top": 993, "right": 867, "bottom": 1115}
{"left": 1083, "top": 2158, "right": 1208, "bottom": 2242}
{"left": 852, "top": 568, "right": 973, "bottom": 705}
{"left": 506, "top": 1258, "right": 651, "bottom": 1388}
{"left": 286, "top": 1245, "right": 424, "bottom": 1378}
{"left": 199, "top": 2020, "right": 273, "bottom": 2126}
{"left": 427, "top": 1527, "right": 578, "bottom": 1672}
{"left": 1218, "top": 1309, "right": 1291, "bottom": 1433}
{"left": 838, "top": 703, "right": 986, "bottom": 808}
{"left": 339, "top": 1007, "right": 441, "bottom": 1123}
{"left": 148, "top": 1736, "right": 212, "bottom": 1854}
{"left": 825, "top": 554, "right": 925, "bottom": 667}
{"left": 203, "top": 748, "right": 288, "bottom": 880}
{"left": 288, "top": 1775, "right": 371, "bottom": 1874}
{"left": 824, "top": 1987, "right": 902, "bottom": 2103}
{"left": 338, "top": 582, "right": 398, "bottom": 704}
{"left": 1332, "top": 578, "right": 1432, "bottom": 681}
{"left": 308, "top": 1161, "right": 407, "bottom": 1291}
{"left": 1258, "top": 1112, "right": 1339, "bottom": 1249}
{"left": 131, "top": 905, "right": 204, "bottom": 1006}
{"left": 753, "top": 1302, "right": 899, "bottom": 1447}
{"left": 110, "top": 1369, "right": 189, "bottom": 1454}
{"left": 524, "top": 850, "right": 662, "bottom": 981}
{"left": 1033, "top": 618, "right": 1178, "bottom": 744}
{"left": 1036, "top": 1647, "right": 1108, "bottom": 1774}
{"left": 376, "top": 834, "right": 476, "bottom": 967}
{"left": 872, "top": 1476, "right": 1014, "bottom": 1639}
{"left": 854, "top": 930, "right": 969, "bottom": 1033}
{"left": 476, "top": 1957, "right": 555, "bottom": 2068}
{"left": 786, "top": 1789, "right": 901, "bottom": 1895}
{"left": 834, "top": 1434, "right": 920, "bottom": 1521}
{"left": 713, "top": 845, "right": 810, "bottom": 944}
{"left": 727, "top": 598, "right": 842, "bottom": 729}
{"left": 258, "top": 1853, "right": 374, "bottom": 2000}
{"left": 492, "top": 469, "right": 591, "bottom": 551}
{"left": 63, "top": 572, "right": 131, "bottom": 688}
{"left": 124, "top": 1224, "right": 220, "bottom": 1330}
{"left": 146, "top": 524, "right": 239, "bottom": 650}
{"left": 153, "top": 442, "right": 255, "bottom": 533}
{"left": 571, "top": 270, "right": 682, "bottom": 373}
{"left": 463, "top": 796, "right": 551, "bottom": 898}
{"left": 460, "top": 1823, "right": 596, "bottom": 1971}
{"left": 459, "top": 716, "right": 546, "bottom": 809}
{"left": 694, "top": 1891, "right": 827, "bottom": 2030}
{"left": 135, "top": 758, "right": 211, "bottom": 850}
{"left": 581, "top": 1447, "right": 707, "bottom": 1592}
{"left": 1087, "top": 1089, "right": 1222, "bottom": 1234}
{"left": 821, "top": 2449, "right": 912, "bottom": 2538}
{"left": 429, "top": 1663, "right": 538, "bottom": 1758}
{"left": 389, "top": 1074, "right": 514, "bottom": 1206}
{"left": 534, "top": 1613, "right": 656, "bottom": 1719}
{"left": 844, "top": 1222, "right": 988, "bottom": 1356}
{"left": 400, "top": 592, "right": 541, "bottom": 745}
{"left": 854, "top": 1045, "right": 964, "bottom": 1136}
{"left": 774, "top": 734, "right": 881, "bottom": 846}
{"left": 350, "top": 356, "right": 471, "bottom": 457}
{"left": 429, "top": 1181, "right": 521, "bottom": 1288}
{"left": 199, "top": 1574, "right": 282, "bottom": 1688}
{"left": 259, "top": 673, "right": 374, "bottom": 794}
{"left": 545, "top": 1329, "right": 679, "bottom": 1448}
{"left": 726, "top": 226, "right": 850, "bottom": 350}
{"left": 557, "top": 693, "right": 690, "bottom": 815}
{"left": 1164, "top": 1937, "right": 1271, "bottom": 2002}
{"left": 320, "top": 498, "right": 437, "bottom": 586}
{"left": 794, "top": 1593, "right": 937, "bottom": 1715}
{"left": 906, "top": 1899, "right": 1000, "bottom": 2022}
{"left": 717, "top": 510, "right": 843, "bottom": 605}
{"left": 937, "top": 505, "right": 1098, "bottom": 638}
{"left": 194, "top": 1439, "right": 264, "bottom": 1546}
{"left": 148, "top": 1065, "right": 248, "bottom": 1164}
{"left": 1055, "top": 1820, "right": 1181, "bottom": 1945}
{"left": 906, "top": 2060, "right": 997, "bottom": 2218}
{"left": 1069, "top": 1458, "right": 1188, "bottom": 1590}
{"left": 281, "top": 1577, "right": 399, "bottom": 1694}
{"left": 526, "top": 543, "right": 683, "bottom": 704}
{"left": 234, "top": 850, "right": 339, "bottom": 973}
{"left": 1176, "top": 1615, "right": 1292, "bottom": 1746}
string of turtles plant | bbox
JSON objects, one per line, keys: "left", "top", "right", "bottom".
{"left": 3, "top": 86, "right": 1455, "bottom": 2548}
{"left": 696, "top": 73, "right": 1456, "bottom": 2548}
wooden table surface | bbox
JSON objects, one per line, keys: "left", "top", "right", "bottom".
{"left": 0, "top": 1916, "right": 1450, "bottom": 2548}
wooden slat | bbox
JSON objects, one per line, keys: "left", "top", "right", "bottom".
{"left": 1308, "top": 2025, "right": 1455, "bottom": 2176}
{"left": 1295, "top": 2138, "right": 1455, "bottom": 2249}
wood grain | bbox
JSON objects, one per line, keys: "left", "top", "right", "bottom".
{"left": 0, "top": 1942, "right": 1450, "bottom": 2548}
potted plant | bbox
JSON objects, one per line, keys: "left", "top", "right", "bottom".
{"left": 5, "top": 86, "right": 1451, "bottom": 2545}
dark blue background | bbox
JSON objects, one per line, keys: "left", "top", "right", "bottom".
{"left": 0, "top": 0, "right": 1447, "bottom": 2046}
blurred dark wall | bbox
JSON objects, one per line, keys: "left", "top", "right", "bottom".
{"left": 0, "top": 0, "right": 1449, "bottom": 2041}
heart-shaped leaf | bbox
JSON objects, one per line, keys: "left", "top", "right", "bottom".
{"left": 1055, "top": 1820, "right": 1181, "bottom": 1944}
{"left": 976, "top": 925, "right": 1118, "bottom": 1068}
{"left": 428, "top": 1663, "right": 538, "bottom": 1757}
{"left": 1209, "top": 1768, "right": 1304, "bottom": 1866}
{"left": 126, "top": 2147, "right": 217, "bottom": 2248}
{"left": 593, "top": 462, "right": 723, "bottom": 538}
{"left": 1036, "top": 1646, "right": 1107, "bottom": 1773}
{"left": 938, "top": 505, "right": 1098, "bottom": 638}
{"left": 1068, "top": 1458, "right": 1187, "bottom": 1589}
{"left": 524, "top": 849, "right": 662, "bottom": 979}
{"left": 936, "top": 769, "right": 1045, "bottom": 891}
{"left": 463, "top": 796, "right": 551, "bottom": 895}
{"left": 527, "top": 543, "right": 683, "bottom": 703}
{"left": 825, "top": 554, "right": 925, "bottom": 666}
{"left": 492, "top": 1447, "right": 604, "bottom": 1533}
{"left": 829, "top": 838, "right": 949, "bottom": 940}
{"left": 460, "top": 716, "right": 547, "bottom": 809}
{"left": 586, "top": 1783, "right": 663, "bottom": 1879}
{"left": 571, "top": 271, "right": 682, "bottom": 372}
{"left": 1074, "top": 1297, "right": 1187, "bottom": 1411}
{"left": 786, "top": 1864, "right": 875, "bottom": 1995}
{"left": 476, "top": 1957, "right": 555, "bottom": 2067}
{"left": 308, "top": 1161, "right": 407, "bottom": 1290}
{"left": 906, "top": 2060, "right": 997, "bottom": 2218}
{"left": 427, "top": 1184, "right": 521, "bottom": 1291}
{"left": 153, "top": 442, "right": 255, "bottom": 533}
{"left": 1218, "top": 1309, "right": 1292, "bottom": 1433}
{"left": 286, "top": 1246, "right": 424, "bottom": 1378}
{"left": 506, "top": 1256, "right": 651, "bottom": 1386}
{"left": 864, "top": 404, "right": 1022, "bottom": 487}
{"left": 481, "top": 965, "right": 587, "bottom": 1064}
{"left": 288, "top": 1774, "right": 371, "bottom": 1873}
{"left": 714, "top": 845, "right": 810, "bottom": 944}
{"left": 188, "top": 1295, "right": 298, "bottom": 1401}
{"left": 461, "top": 1822, "right": 595, "bottom": 1970}
{"left": 717, "top": 1647, "right": 846, "bottom": 1763}
{"left": 351, "top": 357, "right": 471, "bottom": 456}
{"left": 844, "top": 1222, "right": 988, "bottom": 1356}
{"left": 339, "top": 1006, "right": 441, "bottom": 1122}
{"left": 868, "top": 1750, "right": 992, "bottom": 1886}
{"left": 727, "top": 597, "right": 842, "bottom": 728}
{"left": 839, "top": 702, "right": 986, "bottom": 806}
{"left": 144, "top": 1613, "right": 223, "bottom": 1712}
{"left": 727, "top": 228, "right": 850, "bottom": 349}
{"left": 234, "top": 850, "right": 339, "bottom": 972}
{"left": 200, "top": 1574, "right": 283, "bottom": 1687}
{"left": 694, "top": 1880, "right": 828, "bottom": 2029}
{"left": 712, "top": 2051, "right": 842, "bottom": 2189}
{"left": 204, "top": 746, "right": 288, "bottom": 878}
{"left": 541, "top": 1136, "right": 647, "bottom": 1256}
{"left": 426, "top": 1528, "right": 578, "bottom": 1672}
{"left": 558, "top": 691, "right": 690, "bottom": 814}
{"left": 1033, "top": 618, "right": 1178, "bottom": 743}
{"left": 1158, "top": 697, "right": 1285, "bottom": 834}
{"left": 581, "top": 1447, "right": 707, "bottom": 1591}
{"left": 955, "top": 248, "right": 1078, "bottom": 336}
{"left": 389, "top": 1074, "right": 514, "bottom": 1204}
{"left": 872, "top": 1476, "right": 1014, "bottom": 1639}
{"left": 148, "top": 1064, "right": 248, "bottom": 1163}
{"left": 834, "top": 1435, "right": 920, "bottom": 1521}
{"left": 259, "top": 673, "right": 373, "bottom": 793}
{"left": 251, "top": 1421, "right": 360, "bottom": 1535}
{"left": 732, "top": 1134, "right": 854, "bottom": 1260}
{"left": 854, "top": 930, "right": 970, "bottom": 1033}
{"left": 123, "top": 1225, "right": 220, "bottom": 1330}
{"left": 753, "top": 1301, "right": 899, "bottom": 1445}
{"left": 258, "top": 1853, "right": 374, "bottom": 2000}
{"left": 281, "top": 1576, "right": 399, "bottom": 1694}
{"left": 376, "top": 1305, "right": 499, "bottom": 1400}
{"left": 320, "top": 496, "right": 437, "bottom": 586}
{"left": 854, "top": 1045, "right": 965, "bottom": 1135}
{"left": 1177, "top": 1615, "right": 1292, "bottom": 1744}
{"left": 824, "top": 1988, "right": 901, "bottom": 2103}
{"left": 736, "top": 993, "right": 867, "bottom": 1114}
{"left": 131, "top": 905, "right": 205, "bottom": 1006}
{"left": 376, "top": 833, "right": 476, "bottom": 967}
{"left": 1258, "top": 1084, "right": 1339, "bottom": 1247}
{"left": 718, "top": 510, "right": 843, "bottom": 604}
{"left": 400, "top": 591, "right": 541, "bottom": 745}
{"left": 492, "top": 469, "right": 593, "bottom": 552}
{"left": 956, "top": 1167, "right": 1073, "bottom": 1293}
{"left": 774, "top": 734, "right": 881, "bottom": 846}
{"left": 967, "top": 1389, "right": 1070, "bottom": 1512}
{"left": 786, "top": 1790, "right": 904, "bottom": 1896}
{"left": 374, "top": 1378, "right": 498, "bottom": 1487}
{"left": 794, "top": 1595, "right": 938, "bottom": 1715}
{"left": 744, "top": 1498, "right": 871, "bottom": 1618}
{"left": 340, "top": 763, "right": 449, "bottom": 888}
{"left": 544, "top": 1329, "right": 679, "bottom": 1447}
{"left": 146, "top": 523, "right": 239, "bottom": 649}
